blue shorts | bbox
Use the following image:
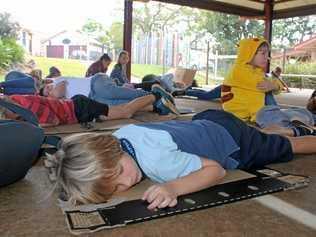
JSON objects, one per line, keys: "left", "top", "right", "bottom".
{"left": 193, "top": 110, "right": 293, "bottom": 169}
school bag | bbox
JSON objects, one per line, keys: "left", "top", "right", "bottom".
{"left": 0, "top": 98, "right": 60, "bottom": 187}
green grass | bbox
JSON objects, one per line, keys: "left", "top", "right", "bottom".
{"left": 0, "top": 56, "right": 88, "bottom": 81}
{"left": 131, "top": 64, "right": 171, "bottom": 78}
{"left": 0, "top": 57, "right": 217, "bottom": 86}
{"left": 30, "top": 56, "right": 88, "bottom": 77}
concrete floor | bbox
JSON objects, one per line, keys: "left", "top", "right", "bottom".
{"left": 0, "top": 95, "right": 315, "bottom": 237}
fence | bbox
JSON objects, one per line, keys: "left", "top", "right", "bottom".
{"left": 281, "top": 74, "right": 316, "bottom": 89}
{"left": 132, "top": 33, "right": 316, "bottom": 88}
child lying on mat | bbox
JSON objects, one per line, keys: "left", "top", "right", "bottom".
{"left": 0, "top": 85, "right": 178, "bottom": 127}
{"left": 44, "top": 110, "right": 316, "bottom": 210}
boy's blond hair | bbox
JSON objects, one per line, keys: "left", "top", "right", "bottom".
{"left": 44, "top": 133, "right": 124, "bottom": 204}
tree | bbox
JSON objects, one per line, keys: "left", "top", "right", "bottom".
{"left": 133, "top": 2, "right": 184, "bottom": 35}
{"left": 82, "top": 19, "right": 111, "bottom": 53}
{"left": 272, "top": 16, "right": 316, "bottom": 49}
{"left": 0, "top": 12, "right": 20, "bottom": 39}
{"left": 82, "top": 19, "right": 104, "bottom": 36}
{"left": 81, "top": 19, "right": 124, "bottom": 55}
{"left": 196, "top": 12, "right": 264, "bottom": 54}
{"left": 109, "top": 22, "right": 123, "bottom": 52}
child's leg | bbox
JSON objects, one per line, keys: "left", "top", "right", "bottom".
{"left": 260, "top": 125, "right": 295, "bottom": 137}
{"left": 89, "top": 73, "right": 150, "bottom": 105}
{"left": 287, "top": 136, "right": 316, "bottom": 154}
{"left": 186, "top": 85, "right": 221, "bottom": 100}
{"left": 134, "top": 81, "right": 160, "bottom": 92}
{"left": 105, "top": 95, "right": 155, "bottom": 120}
{"left": 157, "top": 73, "right": 176, "bottom": 92}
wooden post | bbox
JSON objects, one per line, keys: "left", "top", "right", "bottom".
{"left": 264, "top": 0, "right": 274, "bottom": 73}
{"left": 205, "top": 41, "right": 210, "bottom": 85}
{"left": 282, "top": 48, "right": 286, "bottom": 72}
{"left": 123, "top": 0, "right": 133, "bottom": 81}
{"left": 214, "top": 50, "right": 218, "bottom": 80}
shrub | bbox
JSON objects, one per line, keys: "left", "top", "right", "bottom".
{"left": 0, "top": 38, "right": 24, "bottom": 70}
{"left": 284, "top": 62, "right": 316, "bottom": 75}
{"left": 283, "top": 62, "right": 316, "bottom": 89}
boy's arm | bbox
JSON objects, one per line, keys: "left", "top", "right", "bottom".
{"left": 142, "top": 158, "right": 226, "bottom": 210}
{"left": 256, "top": 79, "right": 282, "bottom": 93}
{"left": 270, "top": 79, "right": 284, "bottom": 95}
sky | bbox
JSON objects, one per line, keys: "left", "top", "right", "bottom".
{"left": 2, "top": 0, "right": 124, "bottom": 36}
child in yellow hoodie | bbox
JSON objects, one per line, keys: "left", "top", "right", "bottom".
{"left": 221, "top": 38, "right": 283, "bottom": 122}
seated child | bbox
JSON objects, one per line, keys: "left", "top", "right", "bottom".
{"left": 109, "top": 51, "right": 162, "bottom": 92}
{"left": 46, "top": 66, "right": 61, "bottom": 79}
{"left": 44, "top": 109, "right": 316, "bottom": 210}
{"left": 0, "top": 89, "right": 177, "bottom": 127}
{"left": 86, "top": 53, "right": 112, "bottom": 77}
{"left": 110, "top": 50, "right": 130, "bottom": 86}
{"left": 221, "top": 38, "right": 284, "bottom": 122}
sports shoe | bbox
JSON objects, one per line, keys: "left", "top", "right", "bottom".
{"left": 291, "top": 119, "right": 316, "bottom": 136}
{"left": 172, "top": 89, "right": 186, "bottom": 97}
{"left": 151, "top": 84, "right": 175, "bottom": 105}
{"left": 154, "top": 97, "right": 180, "bottom": 116}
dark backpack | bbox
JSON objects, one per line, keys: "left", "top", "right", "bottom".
{"left": 0, "top": 99, "right": 60, "bottom": 187}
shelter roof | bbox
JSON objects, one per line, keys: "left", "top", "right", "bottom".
{"left": 150, "top": 0, "right": 316, "bottom": 19}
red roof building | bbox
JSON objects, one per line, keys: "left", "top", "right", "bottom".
{"left": 272, "top": 35, "right": 316, "bottom": 61}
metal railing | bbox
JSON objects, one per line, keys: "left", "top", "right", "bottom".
{"left": 281, "top": 74, "right": 316, "bottom": 89}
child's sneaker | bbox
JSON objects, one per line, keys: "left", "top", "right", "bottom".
{"left": 151, "top": 84, "right": 175, "bottom": 105}
{"left": 154, "top": 97, "right": 180, "bottom": 116}
{"left": 172, "top": 89, "right": 186, "bottom": 97}
{"left": 291, "top": 119, "right": 316, "bottom": 136}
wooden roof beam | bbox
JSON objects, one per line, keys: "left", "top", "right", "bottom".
{"left": 151, "top": 0, "right": 264, "bottom": 17}
{"left": 274, "top": 4, "right": 316, "bottom": 19}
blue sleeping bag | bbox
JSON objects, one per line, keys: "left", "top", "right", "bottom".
{"left": 1, "top": 71, "right": 37, "bottom": 95}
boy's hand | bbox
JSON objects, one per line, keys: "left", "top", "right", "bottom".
{"left": 142, "top": 184, "right": 178, "bottom": 210}
{"left": 256, "top": 80, "right": 277, "bottom": 92}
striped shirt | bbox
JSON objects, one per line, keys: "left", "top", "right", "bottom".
{"left": 9, "top": 95, "right": 77, "bottom": 125}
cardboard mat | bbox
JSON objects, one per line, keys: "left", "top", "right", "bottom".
{"left": 60, "top": 168, "right": 309, "bottom": 235}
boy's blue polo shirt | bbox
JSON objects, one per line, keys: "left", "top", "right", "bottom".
{"left": 113, "top": 120, "right": 239, "bottom": 183}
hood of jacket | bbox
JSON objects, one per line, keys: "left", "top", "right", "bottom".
{"left": 235, "top": 38, "right": 268, "bottom": 65}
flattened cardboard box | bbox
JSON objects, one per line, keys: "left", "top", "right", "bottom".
{"left": 173, "top": 67, "right": 196, "bottom": 86}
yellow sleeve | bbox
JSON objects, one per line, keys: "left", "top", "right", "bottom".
{"left": 271, "top": 79, "right": 284, "bottom": 95}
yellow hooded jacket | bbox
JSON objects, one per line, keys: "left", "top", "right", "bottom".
{"left": 221, "top": 38, "right": 282, "bottom": 122}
